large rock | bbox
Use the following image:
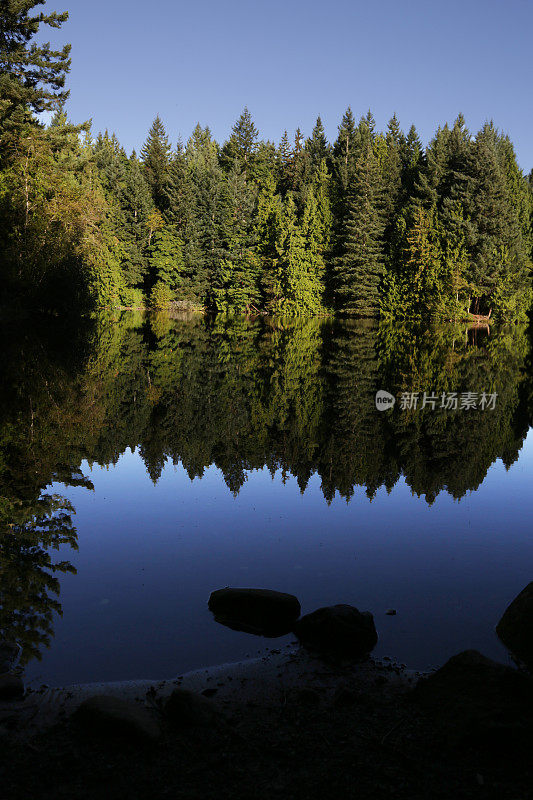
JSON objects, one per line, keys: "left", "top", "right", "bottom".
{"left": 73, "top": 695, "right": 161, "bottom": 742}
{"left": 496, "top": 582, "right": 533, "bottom": 670}
{"left": 208, "top": 587, "right": 301, "bottom": 636}
{"left": 412, "top": 650, "right": 533, "bottom": 751}
{"left": 293, "top": 604, "right": 377, "bottom": 658}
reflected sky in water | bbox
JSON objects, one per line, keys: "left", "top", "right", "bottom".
{"left": 28, "top": 432, "right": 533, "bottom": 686}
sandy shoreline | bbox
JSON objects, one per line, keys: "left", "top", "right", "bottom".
{"left": 5, "top": 644, "right": 420, "bottom": 737}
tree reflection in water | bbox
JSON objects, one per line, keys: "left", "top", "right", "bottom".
{"left": 0, "top": 312, "right": 531, "bottom": 667}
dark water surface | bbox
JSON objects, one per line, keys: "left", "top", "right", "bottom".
{"left": 1, "top": 312, "right": 532, "bottom": 686}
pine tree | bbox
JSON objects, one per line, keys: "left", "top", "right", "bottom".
{"left": 0, "top": 0, "right": 71, "bottom": 161}
{"left": 334, "top": 141, "right": 385, "bottom": 316}
{"left": 164, "top": 141, "right": 205, "bottom": 300}
{"left": 252, "top": 140, "right": 278, "bottom": 188}
{"left": 122, "top": 150, "right": 153, "bottom": 243}
{"left": 271, "top": 196, "right": 307, "bottom": 314}
{"left": 149, "top": 225, "right": 185, "bottom": 308}
{"left": 305, "top": 116, "right": 329, "bottom": 174}
{"left": 256, "top": 174, "right": 283, "bottom": 308}
{"left": 301, "top": 185, "right": 327, "bottom": 313}
{"left": 332, "top": 107, "right": 358, "bottom": 194}
{"left": 284, "top": 127, "right": 306, "bottom": 202}
{"left": 403, "top": 207, "right": 445, "bottom": 316}
{"left": 381, "top": 115, "right": 403, "bottom": 224}
{"left": 220, "top": 107, "right": 259, "bottom": 179}
{"left": 399, "top": 124, "right": 424, "bottom": 208}
{"left": 212, "top": 164, "right": 260, "bottom": 313}
{"left": 93, "top": 131, "right": 128, "bottom": 198}
{"left": 468, "top": 123, "right": 531, "bottom": 316}
{"left": 141, "top": 116, "right": 171, "bottom": 210}
{"left": 183, "top": 124, "right": 223, "bottom": 300}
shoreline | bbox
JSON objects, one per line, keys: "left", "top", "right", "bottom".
{"left": 3, "top": 645, "right": 533, "bottom": 799}
{"left": 5, "top": 644, "right": 419, "bottom": 738}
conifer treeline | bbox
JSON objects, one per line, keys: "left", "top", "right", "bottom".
{"left": 1, "top": 2, "right": 532, "bottom": 318}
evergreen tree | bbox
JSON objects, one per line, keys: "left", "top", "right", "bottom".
{"left": 305, "top": 116, "right": 329, "bottom": 174}
{"left": 399, "top": 124, "right": 424, "bottom": 209}
{"left": 212, "top": 164, "right": 260, "bottom": 313}
{"left": 220, "top": 107, "right": 259, "bottom": 180}
{"left": 183, "top": 124, "right": 223, "bottom": 300}
{"left": 256, "top": 174, "right": 283, "bottom": 307}
{"left": 141, "top": 115, "right": 171, "bottom": 210}
{"left": 252, "top": 140, "right": 278, "bottom": 188}
{"left": 468, "top": 123, "right": 531, "bottom": 316}
{"left": 403, "top": 207, "right": 445, "bottom": 317}
{"left": 0, "top": 0, "right": 71, "bottom": 160}
{"left": 149, "top": 225, "right": 185, "bottom": 308}
{"left": 334, "top": 141, "right": 385, "bottom": 316}
{"left": 284, "top": 127, "right": 307, "bottom": 203}
{"left": 271, "top": 195, "right": 324, "bottom": 315}
{"left": 381, "top": 114, "right": 403, "bottom": 225}
{"left": 122, "top": 150, "right": 153, "bottom": 246}
{"left": 332, "top": 107, "right": 358, "bottom": 195}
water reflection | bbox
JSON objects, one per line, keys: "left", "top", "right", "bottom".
{"left": 0, "top": 313, "right": 531, "bottom": 672}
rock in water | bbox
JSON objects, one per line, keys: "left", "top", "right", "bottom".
{"left": 412, "top": 650, "right": 533, "bottom": 751}
{"left": 496, "top": 582, "right": 533, "bottom": 670}
{"left": 208, "top": 587, "right": 301, "bottom": 636}
{"left": 73, "top": 695, "right": 161, "bottom": 742}
{"left": 293, "top": 604, "right": 377, "bottom": 658}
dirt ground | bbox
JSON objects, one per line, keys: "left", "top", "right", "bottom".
{"left": 1, "top": 649, "right": 531, "bottom": 800}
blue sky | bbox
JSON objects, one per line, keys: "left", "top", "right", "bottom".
{"left": 42, "top": 0, "right": 532, "bottom": 171}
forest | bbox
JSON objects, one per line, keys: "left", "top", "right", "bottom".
{"left": 1, "top": 2, "right": 533, "bottom": 320}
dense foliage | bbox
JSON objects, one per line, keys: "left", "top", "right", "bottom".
{"left": 1, "top": 2, "right": 532, "bottom": 319}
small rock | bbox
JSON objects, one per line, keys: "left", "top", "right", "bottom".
{"left": 73, "top": 695, "right": 161, "bottom": 742}
{"left": 165, "top": 689, "right": 217, "bottom": 727}
{"left": 208, "top": 587, "right": 301, "bottom": 636}
{"left": 293, "top": 604, "right": 378, "bottom": 658}
{"left": 0, "top": 674, "right": 24, "bottom": 701}
{"left": 496, "top": 582, "right": 533, "bottom": 670}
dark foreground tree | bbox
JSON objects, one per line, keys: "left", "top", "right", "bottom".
{"left": 0, "top": 0, "right": 71, "bottom": 160}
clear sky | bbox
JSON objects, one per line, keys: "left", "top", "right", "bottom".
{"left": 42, "top": 0, "right": 532, "bottom": 172}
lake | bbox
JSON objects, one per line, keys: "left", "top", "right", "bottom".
{"left": 1, "top": 312, "right": 532, "bottom": 687}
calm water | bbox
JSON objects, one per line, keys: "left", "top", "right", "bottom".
{"left": 1, "top": 313, "right": 532, "bottom": 686}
